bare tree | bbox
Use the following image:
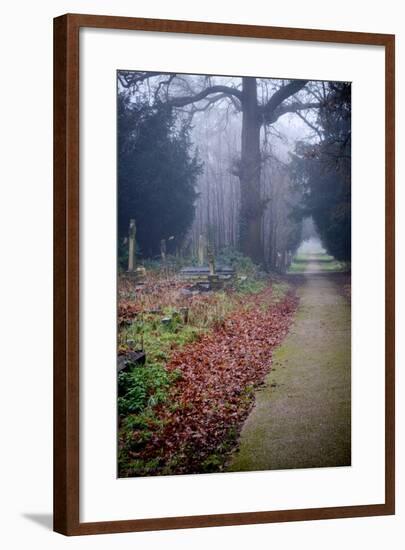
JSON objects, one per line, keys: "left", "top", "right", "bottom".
{"left": 119, "top": 72, "right": 320, "bottom": 263}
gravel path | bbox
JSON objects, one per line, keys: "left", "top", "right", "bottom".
{"left": 228, "top": 262, "right": 351, "bottom": 471}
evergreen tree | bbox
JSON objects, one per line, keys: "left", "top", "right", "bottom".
{"left": 290, "top": 82, "right": 351, "bottom": 261}
{"left": 118, "top": 95, "right": 202, "bottom": 259}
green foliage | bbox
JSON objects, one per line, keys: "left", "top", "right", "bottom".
{"left": 236, "top": 278, "right": 266, "bottom": 294}
{"left": 117, "top": 257, "right": 287, "bottom": 477}
{"left": 200, "top": 426, "right": 238, "bottom": 473}
{"left": 120, "top": 310, "right": 203, "bottom": 367}
{"left": 118, "top": 91, "right": 202, "bottom": 260}
{"left": 142, "top": 254, "right": 196, "bottom": 273}
{"left": 290, "top": 82, "right": 351, "bottom": 262}
{"left": 118, "top": 364, "right": 181, "bottom": 416}
{"left": 288, "top": 252, "right": 348, "bottom": 273}
{"left": 270, "top": 281, "right": 290, "bottom": 303}
{"left": 118, "top": 410, "right": 167, "bottom": 475}
{"left": 117, "top": 238, "right": 129, "bottom": 272}
{"left": 215, "top": 248, "right": 270, "bottom": 294}
{"left": 216, "top": 248, "right": 259, "bottom": 277}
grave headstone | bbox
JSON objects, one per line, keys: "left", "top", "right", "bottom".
{"left": 198, "top": 234, "right": 206, "bottom": 266}
{"left": 128, "top": 219, "right": 136, "bottom": 272}
{"left": 160, "top": 239, "right": 166, "bottom": 263}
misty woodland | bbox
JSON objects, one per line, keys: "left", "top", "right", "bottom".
{"left": 117, "top": 72, "right": 351, "bottom": 477}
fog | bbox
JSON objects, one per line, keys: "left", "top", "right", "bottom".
{"left": 118, "top": 72, "right": 351, "bottom": 269}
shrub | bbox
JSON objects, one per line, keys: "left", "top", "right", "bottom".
{"left": 216, "top": 248, "right": 259, "bottom": 277}
{"left": 118, "top": 364, "right": 180, "bottom": 416}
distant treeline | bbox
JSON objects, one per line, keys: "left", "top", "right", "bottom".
{"left": 117, "top": 74, "right": 351, "bottom": 268}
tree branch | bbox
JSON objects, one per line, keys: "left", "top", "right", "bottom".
{"left": 260, "top": 80, "right": 309, "bottom": 124}
{"left": 166, "top": 85, "right": 243, "bottom": 107}
{"left": 154, "top": 74, "right": 177, "bottom": 101}
{"left": 118, "top": 71, "right": 162, "bottom": 88}
{"left": 294, "top": 110, "right": 323, "bottom": 139}
{"left": 119, "top": 71, "right": 243, "bottom": 111}
{"left": 269, "top": 102, "right": 321, "bottom": 123}
{"left": 183, "top": 94, "right": 230, "bottom": 115}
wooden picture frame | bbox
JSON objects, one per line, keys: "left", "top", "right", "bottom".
{"left": 54, "top": 13, "right": 395, "bottom": 535}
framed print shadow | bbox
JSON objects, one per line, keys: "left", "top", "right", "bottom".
{"left": 54, "top": 13, "right": 395, "bottom": 535}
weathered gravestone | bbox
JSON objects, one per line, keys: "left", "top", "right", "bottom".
{"left": 127, "top": 218, "right": 136, "bottom": 273}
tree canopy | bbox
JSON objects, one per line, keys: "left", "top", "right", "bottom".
{"left": 290, "top": 82, "right": 351, "bottom": 261}
{"left": 118, "top": 73, "right": 320, "bottom": 264}
{"left": 118, "top": 95, "right": 202, "bottom": 259}
{"left": 118, "top": 72, "right": 351, "bottom": 267}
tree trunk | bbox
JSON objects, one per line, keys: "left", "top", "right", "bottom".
{"left": 239, "top": 77, "right": 263, "bottom": 264}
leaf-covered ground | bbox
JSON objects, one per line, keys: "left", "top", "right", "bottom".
{"left": 119, "top": 283, "right": 298, "bottom": 477}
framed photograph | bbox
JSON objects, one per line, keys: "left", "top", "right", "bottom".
{"left": 53, "top": 13, "right": 395, "bottom": 535}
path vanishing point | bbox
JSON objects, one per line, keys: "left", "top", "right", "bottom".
{"left": 229, "top": 258, "right": 351, "bottom": 471}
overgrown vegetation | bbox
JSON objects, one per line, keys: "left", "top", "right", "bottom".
{"left": 117, "top": 251, "right": 293, "bottom": 477}
{"left": 118, "top": 364, "right": 181, "bottom": 416}
{"left": 290, "top": 82, "right": 351, "bottom": 262}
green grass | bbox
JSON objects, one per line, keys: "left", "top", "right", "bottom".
{"left": 293, "top": 252, "right": 334, "bottom": 262}
{"left": 270, "top": 281, "right": 290, "bottom": 302}
{"left": 120, "top": 311, "right": 204, "bottom": 367}
{"left": 200, "top": 425, "right": 239, "bottom": 473}
{"left": 235, "top": 278, "right": 266, "bottom": 295}
{"left": 119, "top": 277, "right": 272, "bottom": 371}
{"left": 288, "top": 252, "right": 348, "bottom": 273}
{"left": 118, "top": 364, "right": 182, "bottom": 416}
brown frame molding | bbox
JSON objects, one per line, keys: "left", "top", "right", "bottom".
{"left": 53, "top": 13, "right": 395, "bottom": 536}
